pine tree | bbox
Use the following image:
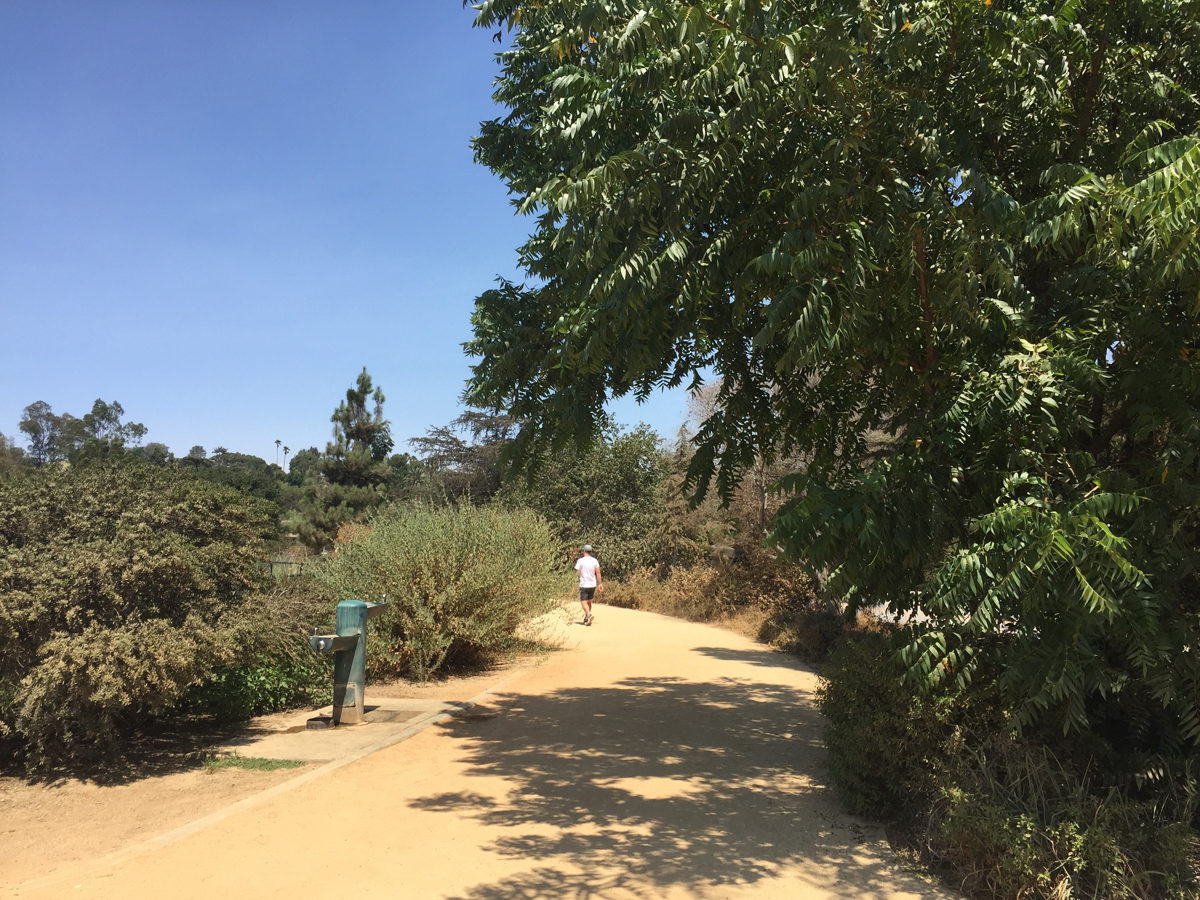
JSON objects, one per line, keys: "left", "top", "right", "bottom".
{"left": 322, "top": 368, "right": 393, "bottom": 488}
{"left": 289, "top": 369, "right": 404, "bottom": 551}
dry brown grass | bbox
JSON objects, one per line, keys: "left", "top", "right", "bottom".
{"left": 333, "top": 521, "right": 373, "bottom": 548}
{"left": 604, "top": 548, "right": 862, "bottom": 662}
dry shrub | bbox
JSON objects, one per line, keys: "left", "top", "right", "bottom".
{"left": 333, "top": 521, "right": 372, "bottom": 548}
{"left": 605, "top": 547, "right": 844, "bottom": 658}
{"left": 315, "top": 503, "right": 568, "bottom": 681}
{"left": 603, "top": 565, "right": 719, "bottom": 619}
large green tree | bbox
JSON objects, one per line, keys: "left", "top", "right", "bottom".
{"left": 466, "top": 0, "right": 1200, "bottom": 748}
{"left": 410, "top": 410, "right": 520, "bottom": 500}
{"left": 18, "top": 401, "right": 67, "bottom": 466}
{"left": 286, "top": 447, "right": 321, "bottom": 486}
{"left": 194, "top": 449, "right": 292, "bottom": 507}
{"left": 499, "top": 422, "right": 673, "bottom": 576}
{"left": 63, "top": 399, "right": 148, "bottom": 465}
{"left": 18, "top": 399, "right": 146, "bottom": 466}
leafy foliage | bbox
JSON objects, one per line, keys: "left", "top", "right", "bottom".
{"left": 820, "top": 634, "right": 1199, "bottom": 899}
{"left": 19, "top": 399, "right": 147, "bottom": 466}
{"left": 0, "top": 465, "right": 286, "bottom": 761}
{"left": 465, "top": 0, "right": 1200, "bottom": 751}
{"left": 499, "top": 422, "right": 672, "bottom": 576}
{"left": 314, "top": 503, "right": 565, "bottom": 681}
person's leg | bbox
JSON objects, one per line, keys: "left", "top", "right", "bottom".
{"left": 580, "top": 587, "right": 593, "bottom": 622}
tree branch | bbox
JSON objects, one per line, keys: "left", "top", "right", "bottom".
{"left": 689, "top": 5, "right": 766, "bottom": 48}
{"left": 916, "top": 227, "right": 935, "bottom": 387}
{"left": 1076, "top": 36, "right": 1109, "bottom": 139}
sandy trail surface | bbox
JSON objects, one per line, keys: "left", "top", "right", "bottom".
{"left": 12, "top": 605, "right": 955, "bottom": 900}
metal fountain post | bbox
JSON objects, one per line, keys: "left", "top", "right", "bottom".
{"left": 308, "top": 596, "right": 388, "bottom": 725}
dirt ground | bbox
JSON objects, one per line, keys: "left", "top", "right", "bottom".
{"left": 8, "top": 606, "right": 955, "bottom": 899}
{"left": 1, "top": 762, "right": 311, "bottom": 883}
{"left": 0, "top": 655, "right": 540, "bottom": 887}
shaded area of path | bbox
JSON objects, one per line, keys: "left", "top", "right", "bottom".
{"left": 421, "top": 674, "right": 884, "bottom": 899}
{"left": 13, "top": 606, "right": 955, "bottom": 900}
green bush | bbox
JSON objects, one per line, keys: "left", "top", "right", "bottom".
{"left": 818, "top": 631, "right": 980, "bottom": 818}
{"left": 178, "top": 653, "right": 330, "bottom": 722}
{"left": 820, "top": 634, "right": 1200, "bottom": 899}
{"left": 314, "top": 503, "right": 566, "bottom": 680}
{"left": 0, "top": 465, "right": 291, "bottom": 762}
{"left": 172, "top": 576, "right": 336, "bottom": 721}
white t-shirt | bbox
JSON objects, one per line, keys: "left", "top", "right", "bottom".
{"left": 575, "top": 555, "right": 600, "bottom": 588}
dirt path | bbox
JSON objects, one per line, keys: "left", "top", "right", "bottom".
{"left": 11, "top": 605, "right": 955, "bottom": 900}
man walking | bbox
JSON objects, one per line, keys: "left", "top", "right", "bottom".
{"left": 575, "top": 544, "right": 602, "bottom": 626}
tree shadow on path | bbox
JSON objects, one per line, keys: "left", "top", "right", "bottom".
{"left": 412, "top": 667, "right": 947, "bottom": 899}
{"left": 692, "top": 645, "right": 821, "bottom": 672}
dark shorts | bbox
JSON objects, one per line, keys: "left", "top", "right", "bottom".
{"left": 580, "top": 587, "right": 596, "bottom": 602}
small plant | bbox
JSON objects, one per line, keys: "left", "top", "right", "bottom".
{"left": 176, "top": 650, "right": 331, "bottom": 723}
{"left": 202, "top": 754, "right": 304, "bottom": 772}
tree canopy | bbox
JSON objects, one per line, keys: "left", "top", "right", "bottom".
{"left": 18, "top": 399, "right": 147, "bottom": 466}
{"left": 498, "top": 421, "right": 674, "bottom": 576}
{"left": 466, "top": 1, "right": 1200, "bottom": 742}
{"left": 410, "top": 410, "right": 520, "bottom": 500}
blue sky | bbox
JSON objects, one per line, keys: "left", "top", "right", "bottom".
{"left": 0, "top": 1, "right": 691, "bottom": 464}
